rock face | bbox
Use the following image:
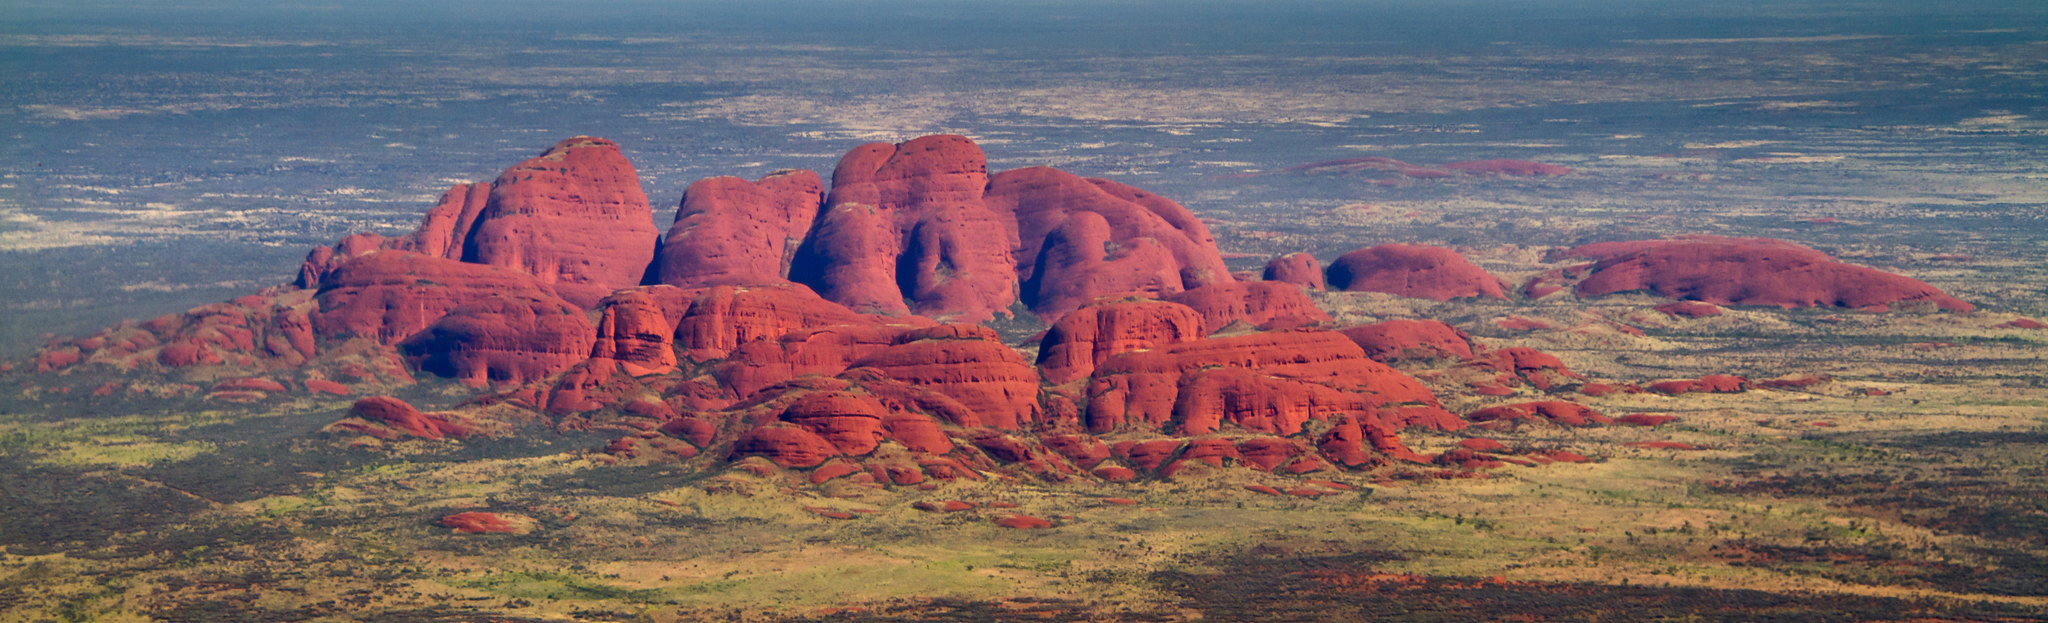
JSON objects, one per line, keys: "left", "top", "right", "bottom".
{"left": 1083, "top": 329, "right": 1452, "bottom": 434}
{"left": 850, "top": 326, "right": 1041, "bottom": 430}
{"left": 656, "top": 170, "right": 826, "bottom": 289}
{"left": 1037, "top": 299, "right": 1205, "bottom": 385}
{"left": 588, "top": 286, "right": 691, "bottom": 376}
{"left": 1263, "top": 253, "right": 1325, "bottom": 290}
{"left": 1163, "top": 281, "right": 1330, "bottom": 334}
{"left": 400, "top": 292, "right": 597, "bottom": 387}
{"left": 988, "top": 165, "right": 1232, "bottom": 318}
{"left": 674, "top": 284, "right": 872, "bottom": 361}
{"left": 342, "top": 396, "right": 473, "bottom": 440}
{"left": 1340, "top": 319, "right": 1475, "bottom": 362}
{"left": 392, "top": 183, "right": 492, "bottom": 261}
{"left": 1560, "top": 236, "right": 1973, "bottom": 311}
{"left": 462, "top": 137, "right": 659, "bottom": 308}
{"left": 311, "top": 252, "right": 564, "bottom": 345}
{"left": 1326, "top": 244, "right": 1507, "bottom": 301}
{"left": 789, "top": 135, "right": 1014, "bottom": 321}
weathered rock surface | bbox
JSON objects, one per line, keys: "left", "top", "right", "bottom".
{"left": 1037, "top": 299, "right": 1205, "bottom": 385}
{"left": 1163, "top": 281, "right": 1330, "bottom": 334}
{"left": 1560, "top": 236, "right": 1973, "bottom": 311}
{"left": 1263, "top": 253, "right": 1325, "bottom": 290}
{"left": 1340, "top": 319, "right": 1475, "bottom": 362}
{"left": 311, "top": 251, "right": 564, "bottom": 345}
{"left": 462, "top": 137, "right": 659, "bottom": 308}
{"left": 399, "top": 293, "right": 597, "bottom": 388}
{"left": 989, "top": 165, "right": 1231, "bottom": 317}
{"left": 1327, "top": 244, "right": 1507, "bottom": 301}
{"left": 656, "top": 170, "right": 825, "bottom": 288}
{"left": 1083, "top": 329, "right": 1451, "bottom": 434}
{"left": 790, "top": 135, "right": 1014, "bottom": 321}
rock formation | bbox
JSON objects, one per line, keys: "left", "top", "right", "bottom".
{"left": 1326, "top": 244, "right": 1508, "bottom": 301}
{"left": 1263, "top": 253, "right": 1325, "bottom": 290}
{"left": 1558, "top": 236, "right": 1972, "bottom": 311}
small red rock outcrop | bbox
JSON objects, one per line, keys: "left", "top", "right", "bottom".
{"left": 1340, "top": 319, "right": 1474, "bottom": 362}
{"left": 1326, "top": 244, "right": 1507, "bottom": 301}
{"left": 1263, "top": 253, "right": 1325, "bottom": 290}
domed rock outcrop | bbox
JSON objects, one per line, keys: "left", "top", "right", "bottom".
{"left": 588, "top": 286, "right": 693, "bottom": 377}
{"left": 1559, "top": 236, "right": 1972, "bottom": 312}
{"left": 311, "top": 251, "right": 566, "bottom": 345}
{"left": 1037, "top": 299, "right": 1205, "bottom": 385}
{"left": 779, "top": 391, "right": 889, "bottom": 456}
{"left": 399, "top": 292, "right": 598, "bottom": 387}
{"left": 673, "top": 284, "right": 875, "bottom": 361}
{"left": 1082, "top": 329, "right": 1452, "bottom": 434}
{"left": 1340, "top": 319, "right": 1475, "bottom": 362}
{"left": 847, "top": 325, "right": 1041, "bottom": 430}
{"left": 391, "top": 182, "right": 492, "bottom": 261}
{"left": 463, "top": 137, "right": 659, "bottom": 308}
{"left": 1163, "top": 281, "right": 1330, "bottom": 334}
{"left": 655, "top": 170, "right": 826, "bottom": 289}
{"left": 790, "top": 135, "right": 1015, "bottom": 321}
{"left": 1327, "top": 244, "right": 1507, "bottom": 301}
{"left": 988, "top": 166, "right": 1232, "bottom": 318}
{"left": 1263, "top": 253, "right": 1325, "bottom": 290}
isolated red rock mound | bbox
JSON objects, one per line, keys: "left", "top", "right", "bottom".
{"left": 1163, "top": 281, "right": 1330, "bottom": 334}
{"left": 1560, "top": 236, "right": 1972, "bottom": 312}
{"left": 439, "top": 512, "right": 535, "bottom": 535}
{"left": 345, "top": 396, "right": 473, "bottom": 440}
{"left": 1465, "top": 347, "right": 1585, "bottom": 391}
{"left": 1263, "top": 253, "right": 1325, "bottom": 290}
{"left": 463, "top": 137, "right": 659, "bottom": 308}
{"left": 1340, "top": 319, "right": 1474, "bottom": 362}
{"left": 1467, "top": 401, "right": 1610, "bottom": 427}
{"left": 1326, "top": 244, "right": 1507, "bottom": 301}
{"left": 655, "top": 170, "right": 825, "bottom": 289}
{"left": 1037, "top": 299, "right": 1205, "bottom": 385}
